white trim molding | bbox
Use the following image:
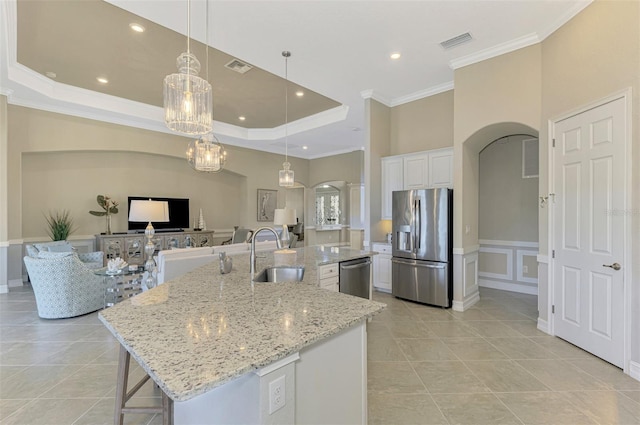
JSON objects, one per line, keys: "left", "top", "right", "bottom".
{"left": 452, "top": 291, "right": 480, "bottom": 312}
{"left": 361, "top": 81, "right": 454, "bottom": 108}
{"left": 479, "top": 239, "right": 539, "bottom": 248}
{"left": 629, "top": 361, "right": 640, "bottom": 382}
{"left": 537, "top": 318, "right": 550, "bottom": 334}
{"left": 478, "top": 278, "right": 537, "bottom": 295}
{"left": 478, "top": 246, "right": 513, "bottom": 280}
{"left": 516, "top": 249, "right": 538, "bottom": 284}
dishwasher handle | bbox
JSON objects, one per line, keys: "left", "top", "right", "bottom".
{"left": 340, "top": 259, "right": 371, "bottom": 270}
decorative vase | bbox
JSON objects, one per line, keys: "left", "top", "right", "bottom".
{"left": 106, "top": 214, "right": 112, "bottom": 235}
{"left": 198, "top": 209, "right": 205, "bottom": 230}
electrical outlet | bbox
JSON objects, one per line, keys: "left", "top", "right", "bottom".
{"left": 523, "top": 265, "right": 529, "bottom": 274}
{"left": 465, "top": 224, "right": 471, "bottom": 234}
{"left": 269, "top": 375, "right": 286, "bottom": 414}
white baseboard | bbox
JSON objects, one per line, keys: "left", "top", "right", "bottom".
{"left": 537, "top": 318, "right": 550, "bottom": 335}
{"left": 0, "top": 284, "right": 7, "bottom": 294}
{"left": 452, "top": 291, "right": 480, "bottom": 312}
{"left": 373, "top": 287, "right": 391, "bottom": 294}
{"left": 479, "top": 278, "right": 538, "bottom": 295}
{"left": 629, "top": 361, "right": 640, "bottom": 382}
{"left": 8, "top": 278, "right": 23, "bottom": 287}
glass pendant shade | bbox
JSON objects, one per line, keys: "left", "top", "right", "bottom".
{"left": 187, "top": 134, "right": 226, "bottom": 172}
{"left": 279, "top": 161, "right": 294, "bottom": 187}
{"left": 164, "top": 52, "right": 213, "bottom": 135}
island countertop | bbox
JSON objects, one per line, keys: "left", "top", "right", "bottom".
{"left": 99, "top": 245, "right": 385, "bottom": 402}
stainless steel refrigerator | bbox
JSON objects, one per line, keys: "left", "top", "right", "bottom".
{"left": 391, "top": 188, "right": 453, "bottom": 307}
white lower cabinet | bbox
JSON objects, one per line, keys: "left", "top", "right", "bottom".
{"left": 372, "top": 243, "right": 392, "bottom": 292}
{"left": 318, "top": 264, "right": 339, "bottom": 292}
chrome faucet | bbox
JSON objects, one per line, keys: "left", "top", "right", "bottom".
{"left": 250, "top": 227, "right": 282, "bottom": 276}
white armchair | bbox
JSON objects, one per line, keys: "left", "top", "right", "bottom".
{"left": 23, "top": 252, "right": 105, "bottom": 319}
{"left": 30, "top": 241, "right": 104, "bottom": 269}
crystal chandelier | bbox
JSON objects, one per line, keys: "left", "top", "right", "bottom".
{"left": 187, "top": 133, "right": 227, "bottom": 172}
{"left": 279, "top": 51, "right": 294, "bottom": 187}
{"left": 163, "top": 0, "right": 212, "bottom": 135}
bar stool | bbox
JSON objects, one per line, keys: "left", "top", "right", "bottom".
{"left": 114, "top": 346, "right": 173, "bottom": 425}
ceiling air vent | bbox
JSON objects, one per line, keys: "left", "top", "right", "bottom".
{"left": 440, "top": 32, "right": 473, "bottom": 50}
{"left": 224, "top": 59, "right": 253, "bottom": 74}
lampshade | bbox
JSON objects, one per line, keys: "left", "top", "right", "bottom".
{"left": 128, "top": 200, "right": 170, "bottom": 223}
{"left": 273, "top": 208, "right": 296, "bottom": 226}
{"left": 187, "top": 133, "right": 227, "bottom": 172}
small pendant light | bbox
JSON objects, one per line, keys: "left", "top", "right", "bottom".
{"left": 279, "top": 51, "right": 294, "bottom": 187}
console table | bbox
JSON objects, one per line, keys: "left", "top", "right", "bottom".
{"left": 96, "top": 231, "right": 215, "bottom": 266}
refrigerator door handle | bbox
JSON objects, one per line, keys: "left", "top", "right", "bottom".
{"left": 391, "top": 258, "right": 446, "bottom": 269}
{"left": 415, "top": 198, "right": 421, "bottom": 252}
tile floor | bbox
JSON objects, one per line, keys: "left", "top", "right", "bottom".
{"left": 368, "top": 289, "right": 640, "bottom": 425}
{"left": 1, "top": 285, "right": 639, "bottom": 424}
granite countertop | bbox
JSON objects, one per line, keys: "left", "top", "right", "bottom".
{"left": 99, "top": 246, "right": 385, "bottom": 402}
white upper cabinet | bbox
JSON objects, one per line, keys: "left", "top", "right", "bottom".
{"left": 403, "top": 153, "right": 429, "bottom": 189}
{"left": 428, "top": 148, "right": 454, "bottom": 188}
{"left": 381, "top": 148, "right": 453, "bottom": 219}
{"left": 381, "top": 157, "right": 403, "bottom": 220}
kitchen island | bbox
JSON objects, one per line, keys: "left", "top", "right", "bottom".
{"left": 99, "top": 245, "right": 385, "bottom": 424}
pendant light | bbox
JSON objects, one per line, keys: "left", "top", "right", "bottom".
{"left": 186, "top": 0, "right": 227, "bottom": 172}
{"left": 278, "top": 51, "right": 294, "bottom": 187}
{"left": 163, "top": 0, "right": 213, "bottom": 135}
{"left": 187, "top": 133, "right": 227, "bottom": 172}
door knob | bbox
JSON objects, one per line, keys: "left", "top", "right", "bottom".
{"left": 603, "top": 263, "right": 621, "bottom": 271}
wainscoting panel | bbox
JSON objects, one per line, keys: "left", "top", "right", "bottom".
{"left": 478, "top": 240, "right": 538, "bottom": 295}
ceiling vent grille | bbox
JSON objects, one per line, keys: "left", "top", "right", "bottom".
{"left": 224, "top": 59, "right": 253, "bottom": 74}
{"left": 440, "top": 32, "right": 473, "bottom": 50}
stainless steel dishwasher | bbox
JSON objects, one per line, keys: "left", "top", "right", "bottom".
{"left": 339, "top": 257, "right": 371, "bottom": 299}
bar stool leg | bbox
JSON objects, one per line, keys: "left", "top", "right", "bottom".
{"left": 162, "top": 391, "right": 174, "bottom": 425}
{"left": 114, "top": 346, "right": 130, "bottom": 425}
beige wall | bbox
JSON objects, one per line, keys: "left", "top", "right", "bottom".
{"left": 390, "top": 90, "right": 454, "bottom": 155}
{"left": 0, "top": 96, "right": 7, "bottom": 242}
{"left": 7, "top": 106, "right": 311, "bottom": 240}
{"left": 21, "top": 151, "right": 246, "bottom": 237}
{"left": 540, "top": 0, "right": 640, "bottom": 365}
{"left": 479, "top": 136, "right": 538, "bottom": 242}
{"left": 309, "top": 150, "right": 363, "bottom": 187}
{"left": 453, "top": 44, "right": 542, "bottom": 249}
{"left": 366, "top": 99, "right": 391, "bottom": 244}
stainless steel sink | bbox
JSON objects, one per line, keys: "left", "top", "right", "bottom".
{"left": 253, "top": 266, "right": 305, "bottom": 283}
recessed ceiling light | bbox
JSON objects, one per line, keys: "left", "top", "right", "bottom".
{"left": 129, "top": 23, "right": 145, "bottom": 33}
{"left": 296, "top": 91, "right": 304, "bottom": 97}
{"left": 238, "top": 116, "right": 246, "bottom": 121}
{"left": 302, "top": 146, "right": 308, "bottom": 150}
{"left": 390, "top": 52, "right": 401, "bottom": 60}
{"left": 96, "top": 77, "right": 109, "bottom": 84}
{"left": 45, "top": 71, "right": 56, "bottom": 78}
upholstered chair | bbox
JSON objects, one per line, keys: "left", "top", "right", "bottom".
{"left": 23, "top": 252, "right": 105, "bottom": 319}
{"left": 32, "top": 241, "right": 104, "bottom": 269}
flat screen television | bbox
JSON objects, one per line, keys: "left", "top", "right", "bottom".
{"left": 127, "top": 197, "right": 190, "bottom": 232}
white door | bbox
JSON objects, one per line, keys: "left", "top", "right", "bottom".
{"left": 552, "top": 96, "right": 627, "bottom": 367}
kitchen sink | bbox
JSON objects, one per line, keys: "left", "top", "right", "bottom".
{"left": 253, "top": 266, "right": 305, "bottom": 283}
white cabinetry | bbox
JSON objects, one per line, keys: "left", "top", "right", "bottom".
{"left": 381, "top": 148, "right": 453, "bottom": 219}
{"left": 372, "top": 243, "right": 392, "bottom": 293}
{"left": 318, "top": 263, "right": 339, "bottom": 292}
{"left": 428, "top": 149, "right": 454, "bottom": 188}
{"left": 381, "top": 157, "right": 404, "bottom": 220}
{"left": 403, "top": 153, "right": 429, "bottom": 189}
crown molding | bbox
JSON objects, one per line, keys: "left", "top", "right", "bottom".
{"left": 360, "top": 89, "right": 391, "bottom": 107}
{"left": 536, "top": 0, "right": 593, "bottom": 40}
{"left": 449, "top": 32, "right": 542, "bottom": 70}
{"left": 389, "top": 81, "right": 454, "bottom": 107}
{"left": 305, "top": 146, "right": 363, "bottom": 160}
{"left": 449, "top": 0, "right": 592, "bottom": 70}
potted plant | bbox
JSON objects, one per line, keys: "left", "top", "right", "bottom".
{"left": 89, "top": 195, "right": 119, "bottom": 235}
{"left": 44, "top": 210, "right": 76, "bottom": 241}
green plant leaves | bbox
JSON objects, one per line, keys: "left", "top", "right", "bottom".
{"left": 44, "top": 210, "right": 76, "bottom": 241}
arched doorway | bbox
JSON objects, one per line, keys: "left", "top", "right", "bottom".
{"left": 453, "top": 122, "right": 539, "bottom": 311}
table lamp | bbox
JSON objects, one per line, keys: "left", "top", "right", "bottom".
{"left": 128, "top": 200, "right": 170, "bottom": 280}
{"left": 273, "top": 207, "right": 296, "bottom": 246}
